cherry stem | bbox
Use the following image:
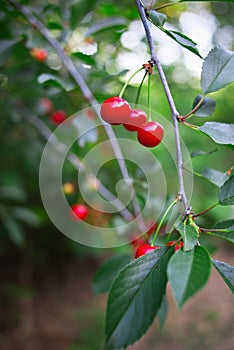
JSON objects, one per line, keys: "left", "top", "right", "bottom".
{"left": 135, "top": 70, "right": 147, "bottom": 107}
{"left": 136, "top": 0, "right": 191, "bottom": 214}
{"left": 11, "top": 0, "right": 147, "bottom": 232}
{"left": 151, "top": 199, "right": 178, "bottom": 246}
{"left": 147, "top": 73, "right": 152, "bottom": 121}
{"left": 192, "top": 202, "right": 219, "bottom": 218}
{"left": 180, "top": 96, "right": 204, "bottom": 121}
{"left": 119, "top": 67, "right": 144, "bottom": 98}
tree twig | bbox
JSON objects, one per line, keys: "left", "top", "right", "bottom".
{"left": 135, "top": 0, "right": 191, "bottom": 214}
{"left": 15, "top": 102, "right": 133, "bottom": 222}
{"left": 9, "top": 0, "right": 146, "bottom": 231}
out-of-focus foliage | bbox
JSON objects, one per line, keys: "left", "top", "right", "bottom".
{"left": 0, "top": 0, "right": 233, "bottom": 263}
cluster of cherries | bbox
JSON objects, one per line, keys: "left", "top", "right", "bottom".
{"left": 100, "top": 97, "right": 164, "bottom": 148}
{"left": 131, "top": 222, "right": 184, "bottom": 259}
{"left": 39, "top": 97, "right": 67, "bottom": 124}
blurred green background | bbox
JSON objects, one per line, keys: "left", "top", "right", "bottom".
{"left": 0, "top": 1, "right": 233, "bottom": 349}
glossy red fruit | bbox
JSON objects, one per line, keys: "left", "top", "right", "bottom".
{"left": 51, "top": 110, "right": 67, "bottom": 124}
{"left": 166, "top": 240, "right": 176, "bottom": 247}
{"left": 166, "top": 240, "right": 183, "bottom": 251}
{"left": 137, "top": 121, "right": 164, "bottom": 147}
{"left": 100, "top": 97, "right": 131, "bottom": 125}
{"left": 71, "top": 204, "right": 88, "bottom": 220}
{"left": 30, "top": 47, "right": 48, "bottom": 62}
{"left": 174, "top": 241, "right": 183, "bottom": 252}
{"left": 135, "top": 243, "right": 160, "bottom": 259}
{"left": 123, "top": 109, "right": 147, "bottom": 131}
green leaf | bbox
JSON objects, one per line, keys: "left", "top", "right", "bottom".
{"left": 71, "top": 52, "right": 96, "bottom": 66}
{"left": 105, "top": 247, "right": 173, "bottom": 350}
{"left": 0, "top": 185, "right": 27, "bottom": 202}
{"left": 201, "top": 46, "right": 234, "bottom": 94}
{"left": 212, "top": 260, "right": 234, "bottom": 294}
{"left": 180, "top": 0, "right": 234, "bottom": 2}
{"left": 3, "top": 216, "right": 24, "bottom": 247}
{"left": 85, "top": 17, "right": 127, "bottom": 37}
{"left": 11, "top": 207, "right": 42, "bottom": 227}
{"left": 214, "top": 219, "right": 234, "bottom": 231}
{"left": 70, "top": 0, "right": 97, "bottom": 30}
{"left": 92, "top": 254, "right": 131, "bottom": 294}
{"left": 201, "top": 167, "right": 229, "bottom": 187}
{"left": 167, "top": 246, "right": 211, "bottom": 308}
{"left": 199, "top": 122, "right": 234, "bottom": 148}
{"left": 190, "top": 148, "right": 218, "bottom": 158}
{"left": 175, "top": 218, "right": 198, "bottom": 251}
{"left": 0, "top": 38, "right": 21, "bottom": 65}
{"left": 162, "top": 29, "right": 202, "bottom": 58}
{"left": 219, "top": 175, "right": 234, "bottom": 205}
{"left": 192, "top": 94, "right": 216, "bottom": 117}
{"left": 205, "top": 220, "right": 234, "bottom": 243}
{"left": 37, "top": 74, "right": 75, "bottom": 92}
{"left": 149, "top": 10, "right": 167, "bottom": 26}
{"left": 157, "top": 293, "right": 168, "bottom": 328}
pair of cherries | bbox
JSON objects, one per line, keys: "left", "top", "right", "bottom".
{"left": 135, "top": 240, "right": 184, "bottom": 259}
{"left": 100, "top": 97, "right": 164, "bottom": 148}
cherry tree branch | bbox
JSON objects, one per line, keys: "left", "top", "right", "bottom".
{"left": 9, "top": 0, "right": 146, "bottom": 230}
{"left": 15, "top": 102, "right": 133, "bottom": 222}
{"left": 135, "top": 0, "right": 191, "bottom": 214}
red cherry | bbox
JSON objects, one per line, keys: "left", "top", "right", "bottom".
{"left": 30, "top": 47, "right": 48, "bottom": 62}
{"left": 137, "top": 121, "right": 164, "bottom": 147}
{"left": 123, "top": 109, "right": 147, "bottom": 131}
{"left": 51, "top": 110, "right": 67, "bottom": 124}
{"left": 135, "top": 243, "right": 160, "bottom": 259}
{"left": 100, "top": 97, "right": 131, "bottom": 125}
{"left": 174, "top": 241, "right": 183, "bottom": 252}
{"left": 71, "top": 204, "right": 89, "bottom": 220}
{"left": 166, "top": 240, "right": 176, "bottom": 247}
{"left": 39, "top": 98, "right": 53, "bottom": 115}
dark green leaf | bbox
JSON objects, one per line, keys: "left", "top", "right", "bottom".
{"left": 0, "top": 185, "right": 27, "bottom": 202}
{"left": 180, "top": 0, "right": 234, "bottom": 2}
{"left": 162, "top": 29, "right": 202, "bottom": 58}
{"left": 71, "top": 52, "right": 96, "bottom": 65}
{"left": 212, "top": 260, "right": 234, "bottom": 294}
{"left": 0, "top": 38, "right": 21, "bottom": 65}
{"left": 207, "top": 219, "right": 234, "bottom": 243}
{"left": 85, "top": 18, "right": 127, "bottom": 37}
{"left": 70, "top": 0, "right": 96, "bottom": 30}
{"left": 149, "top": 10, "right": 167, "bottom": 26}
{"left": 105, "top": 247, "right": 173, "bottom": 349}
{"left": 92, "top": 254, "right": 131, "bottom": 294}
{"left": 190, "top": 148, "right": 218, "bottom": 158}
{"left": 157, "top": 293, "right": 168, "bottom": 328}
{"left": 201, "top": 46, "right": 234, "bottom": 94}
{"left": 219, "top": 175, "right": 234, "bottom": 205}
{"left": 201, "top": 167, "right": 229, "bottom": 187}
{"left": 214, "top": 219, "right": 234, "bottom": 231}
{"left": 192, "top": 94, "right": 216, "bottom": 117}
{"left": 167, "top": 246, "right": 211, "bottom": 308}
{"left": 11, "top": 207, "right": 42, "bottom": 227}
{"left": 3, "top": 216, "right": 24, "bottom": 247}
{"left": 37, "top": 73, "right": 75, "bottom": 91}
{"left": 175, "top": 218, "right": 198, "bottom": 251}
{"left": 199, "top": 122, "right": 234, "bottom": 147}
